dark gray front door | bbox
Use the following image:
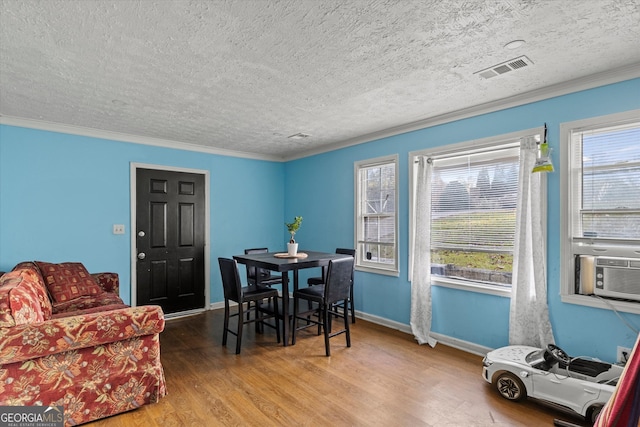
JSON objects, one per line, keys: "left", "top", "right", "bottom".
{"left": 136, "top": 168, "right": 205, "bottom": 314}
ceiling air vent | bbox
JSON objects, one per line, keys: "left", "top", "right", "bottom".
{"left": 474, "top": 55, "right": 533, "bottom": 79}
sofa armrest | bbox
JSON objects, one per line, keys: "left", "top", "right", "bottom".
{"left": 0, "top": 305, "right": 164, "bottom": 365}
{"left": 91, "top": 272, "right": 119, "bottom": 294}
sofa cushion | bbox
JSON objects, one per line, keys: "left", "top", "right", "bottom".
{"left": 92, "top": 272, "right": 120, "bottom": 294}
{"left": 51, "top": 292, "right": 126, "bottom": 315}
{"left": 51, "top": 302, "right": 130, "bottom": 318}
{"left": 36, "top": 261, "right": 103, "bottom": 303}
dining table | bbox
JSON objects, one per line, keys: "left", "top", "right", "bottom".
{"left": 233, "top": 250, "right": 352, "bottom": 346}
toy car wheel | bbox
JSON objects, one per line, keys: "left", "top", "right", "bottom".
{"left": 494, "top": 372, "right": 527, "bottom": 401}
{"left": 588, "top": 405, "right": 603, "bottom": 424}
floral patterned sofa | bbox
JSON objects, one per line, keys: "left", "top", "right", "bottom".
{"left": 0, "top": 261, "right": 166, "bottom": 426}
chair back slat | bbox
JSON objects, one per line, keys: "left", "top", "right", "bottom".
{"left": 218, "top": 258, "right": 242, "bottom": 303}
{"left": 324, "top": 257, "right": 354, "bottom": 304}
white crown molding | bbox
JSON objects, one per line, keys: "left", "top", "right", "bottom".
{"left": 285, "top": 63, "right": 640, "bottom": 161}
{"left": 0, "top": 115, "right": 284, "bottom": 162}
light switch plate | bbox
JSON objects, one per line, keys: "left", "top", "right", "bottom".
{"left": 113, "top": 224, "right": 125, "bottom": 235}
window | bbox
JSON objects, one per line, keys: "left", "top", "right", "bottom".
{"left": 561, "top": 110, "right": 640, "bottom": 313}
{"left": 570, "top": 122, "right": 640, "bottom": 242}
{"left": 429, "top": 146, "right": 520, "bottom": 287}
{"left": 355, "top": 155, "right": 399, "bottom": 275}
{"left": 410, "top": 128, "right": 541, "bottom": 294}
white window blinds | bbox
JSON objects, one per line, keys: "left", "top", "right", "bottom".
{"left": 571, "top": 122, "right": 640, "bottom": 241}
{"left": 430, "top": 146, "right": 520, "bottom": 253}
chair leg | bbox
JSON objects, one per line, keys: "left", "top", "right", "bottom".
{"left": 323, "top": 304, "right": 331, "bottom": 357}
{"left": 273, "top": 296, "right": 281, "bottom": 344}
{"left": 344, "top": 300, "right": 351, "bottom": 348}
{"left": 251, "top": 301, "right": 266, "bottom": 334}
{"left": 292, "top": 295, "right": 298, "bottom": 345}
{"left": 350, "top": 284, "right": 356, "bottom": 324}
{"left": 236, "top": 302, "right": 244, "bottom": 354}
{"left": 222, "top": 300, "right": 230, "bottom": 346}
{"left": 307, "top": 300, "right": 315, "bottom": 329}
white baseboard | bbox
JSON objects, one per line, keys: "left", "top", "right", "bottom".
{"left": 164, "top": 308, "right": 206, "bottom": 320}
{"left": 355, "top": 310, "right": 492, "bottom": 357}
{"left": 210, "top": 301, "right": 225, "bottom": 310}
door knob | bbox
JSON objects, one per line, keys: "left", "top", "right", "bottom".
{"left": 137, "top": 252, "right": 146, "bottom": 260}
{"left": 138, "top": 231, "right": 145, "bottom": 237}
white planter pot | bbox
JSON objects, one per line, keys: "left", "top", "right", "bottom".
{"left": 287, "top": 242, "right": 299, "bottom": 256}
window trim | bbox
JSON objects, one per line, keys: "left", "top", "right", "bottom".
{"left": 560, "top": 109, "right": 640, "bottom": 315}
{"left": 354, "top": 154, "right": 400, "bottom": 276}
{"left": 409, "top": 127, "right": 543, "bottom": 296}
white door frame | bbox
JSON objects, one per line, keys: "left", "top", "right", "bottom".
{"left": 130, "top": 162, "right": 211, "bottom": 314}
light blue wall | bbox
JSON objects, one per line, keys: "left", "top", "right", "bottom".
{"left": 1, "top": 79, "right": 639, "bottom": 362}
{"left": 284, "top": 78, "right": 640, "bottom": 362}
{"left": 0, "top": 126, "right": 285, "bottom": 304}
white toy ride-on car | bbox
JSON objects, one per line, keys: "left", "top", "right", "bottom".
{"left": 482, "top": 344, "right": 623, "bottom": 424}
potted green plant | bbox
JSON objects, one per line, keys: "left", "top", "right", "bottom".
{"left": 285, "top": 216, "right": 303, "bottom": 256}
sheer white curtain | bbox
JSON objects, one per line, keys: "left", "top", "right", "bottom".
{"left": 410, "top": 156, "right": 437, "bottom": 347}
{"left": 509, "top": 136, "right": 555, "bottom": 347}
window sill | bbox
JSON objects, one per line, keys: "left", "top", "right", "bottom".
{"left": 432, "top": 277, "right": 511, "bottom": 298}
{"left": 355, "top": 265, "right": 399, "bottom": 277}
{"left": 561, "top": 293, "right": 640, "bottom": 315}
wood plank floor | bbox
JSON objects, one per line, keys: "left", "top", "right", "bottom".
{"left": 91, "top": 309, "right": 589, "bottom": 426}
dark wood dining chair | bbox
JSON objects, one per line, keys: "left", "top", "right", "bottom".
{"left": 244, "top": 248, "right": 283, "bottom": 288}
{"left": 218, "top": 257, "right": 280, "bottom": 354}
{"left": 307, "top": 248, "right": 356, "bottom": 323}
{"left": 292, "top": 257, "right": 353, "bottom": 356}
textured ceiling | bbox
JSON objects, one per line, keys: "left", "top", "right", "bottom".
{"left": 1, "top": 0, "right": 639, "bottom": 160}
